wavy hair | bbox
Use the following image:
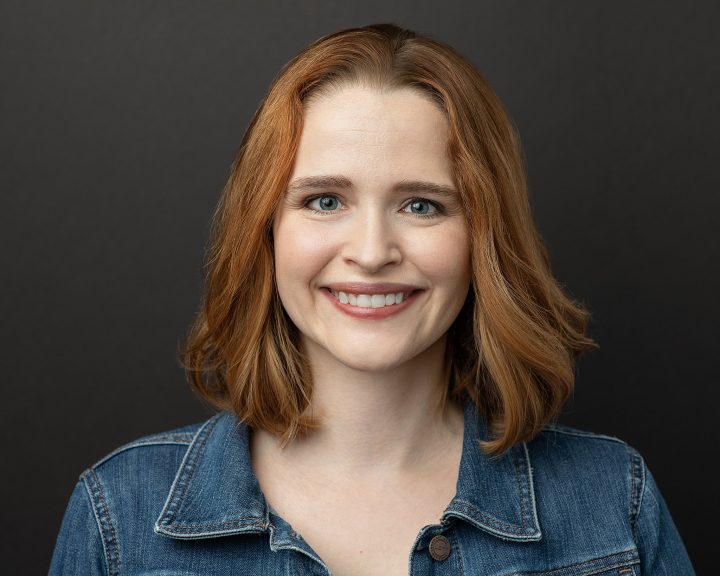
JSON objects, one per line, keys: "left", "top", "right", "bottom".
{"left": 179, "top": 23, "right": 598, "bottom": 456}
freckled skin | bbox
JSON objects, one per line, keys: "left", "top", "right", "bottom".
{"left": 272, "top": 85, "right": 471, "bottom": 373}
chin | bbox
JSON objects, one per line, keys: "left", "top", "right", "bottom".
{"left": 340, "top": 358, "right": 405, "bottom": 373}
{"left": 329, "top": 344, "right": 421, "bottom": 373}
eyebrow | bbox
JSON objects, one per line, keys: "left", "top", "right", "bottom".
{"left": 286, "top": 175, "right": 458, "bottom": 198}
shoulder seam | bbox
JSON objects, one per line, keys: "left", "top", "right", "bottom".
{"left": 541, "top": 424, "right": 629, "bottom": 446}
{"left": 81, "top": 469, "right": 121, "bottom": 576}
{"left": 628, "top": 446, "right": 647, "bottom": 542}
{"left": 91, "top": 432, "right": 197, "bottom": 469}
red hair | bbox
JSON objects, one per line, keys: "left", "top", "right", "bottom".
{"left": 180, "top": 23, "right": 597, "bottom": 455}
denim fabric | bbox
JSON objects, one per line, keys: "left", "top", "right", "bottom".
{"left": 50, "top": 397, "right": 695, "bottom": 575}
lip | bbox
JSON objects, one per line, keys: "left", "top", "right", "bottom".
{"left": 321, "top": 287, "right": 423, "bottom": 319}
{"left": 323, "top": 282, "right": 422, "bottom": 295}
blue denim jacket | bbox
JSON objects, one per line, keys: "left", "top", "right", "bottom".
{"left": 50, "top": 397, "right": 694, "bottom": 575}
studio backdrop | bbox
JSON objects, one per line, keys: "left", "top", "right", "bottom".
{"left": 1, "top": 1, "right": 718, "bottom": 573}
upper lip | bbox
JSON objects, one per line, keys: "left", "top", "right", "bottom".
{"left": 324, "top": 282, "right": 423, "bottom": 294}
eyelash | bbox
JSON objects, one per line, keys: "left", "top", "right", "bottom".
{"left": 303, "top": 194, "right": 444, "bottom": 220}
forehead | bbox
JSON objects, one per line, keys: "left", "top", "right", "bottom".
{"left": 293, "top": 85, "right": 453, "bottom": 183}
{"left": 303, "top": 84, "right": 447, "bottom": 133}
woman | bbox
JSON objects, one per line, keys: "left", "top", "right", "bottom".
{"left": 50, "top": 23, "right": 694, "bottom": 575}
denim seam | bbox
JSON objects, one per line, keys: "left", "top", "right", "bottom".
{"left": 153, "top": 526, "right": 268, "bottom": 539}
{"left": 82, "top": 468, "right": 121, "bottom": 576}
{"left": 160, "top": 518, "right": 269, "bottom": 530}
{"left": 92, "top": 437, "right": 194, "bottom": 469}
{"left": 510, "top": 444, "right": 527, "bottom": 529}
{"left": 79, "top": 477, "right": 111, "bottom": 576}
{"left": 453, "top": 526, "right": 467, "bottom": 576}
{"left": 155, "top": 413, "right": 223, "bottom": 527}
{"left": 541, "top": 425, "right": 627, "bottom": 446}
{"left": 447, "top": 501, "right": 540, "bottom": 541}
{"left": 628, "top": 448, "right": 645, "bottom": 542}
{"left": 450, "top": 500, "right": 525, "bottom": 532}
{"left": 508, "top": 547, "right": 639, "bottom": 576}
{"left": 522, "top": 442, "right": 541, "bottom": 533}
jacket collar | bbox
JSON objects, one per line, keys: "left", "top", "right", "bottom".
{"left": 155, "top": 396, "right": 541, "bottom": 542}
{"left": 442, "top": 399, "right": 541, "bottom": 541}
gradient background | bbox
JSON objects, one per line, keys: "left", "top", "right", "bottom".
{"left": 2, "top": 1, "right": 718, "bottom": 573}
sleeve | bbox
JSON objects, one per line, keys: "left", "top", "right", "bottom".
{"left": 633, "top": 456, "right": 695, "bottom": 575}
{"left": 48, "top": 478, "right": 107, "bottom": 576}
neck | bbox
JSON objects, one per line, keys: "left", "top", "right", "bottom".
{"left": 257, "top": 335, "right": 465, "bottom": 486}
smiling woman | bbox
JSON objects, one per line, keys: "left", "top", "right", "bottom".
{"left": 271, "top": 85, "right": 471, "bottom": 386}
{"left": 49, "top": 23, "right": 694, "bottom": 576}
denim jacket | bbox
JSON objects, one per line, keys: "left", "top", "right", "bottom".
{"left": 50, "top": 397, "right": 694, "bottom": 575}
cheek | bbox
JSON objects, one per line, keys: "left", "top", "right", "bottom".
{"left": 273, "top": 218, "right": 332, "bottom": 292}
{"left": 410, "top": 224, "right": 471, "bottom": 289}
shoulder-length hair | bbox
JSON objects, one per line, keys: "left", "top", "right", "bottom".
{"left": 180, "top": 23, "right": 597, "bottom": 456}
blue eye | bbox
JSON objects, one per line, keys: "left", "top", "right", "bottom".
{"left": 306, "top": 195, "right": 341, "bottom": 214}
{"left": 403, "top": 199, "right": 441, "bottom": 219}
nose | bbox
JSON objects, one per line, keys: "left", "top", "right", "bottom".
{"left": 341, "top": 209, "right": 402, "bottom": 272}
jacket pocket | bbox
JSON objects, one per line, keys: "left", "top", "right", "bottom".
{"left": 519, "top": 550, "right": 640, "bottom": 576}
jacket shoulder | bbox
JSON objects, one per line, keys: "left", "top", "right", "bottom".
{"left": 55, "top": 415, "right": 220, "bottom": 575}
{"left": 527, "top": 422, "right": 645, "bottom": 542}
{"left": 529, "top": 422, "right": 644, "bottom": 490}
{"left": 77, "top": 415, "right": 221, "bottom": 536}
{"left": 89, "top": 418, "right": 208, "bottom": 470}
{"left": 532, "top": 421, "right": 641, "bottom": 461}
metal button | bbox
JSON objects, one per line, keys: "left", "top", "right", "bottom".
{"left": 428, "top": 534, "right": 451, "bottom": 561}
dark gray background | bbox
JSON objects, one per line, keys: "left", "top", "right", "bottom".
{"left": 2, "top": 1, "right": 717, "bottom": 573}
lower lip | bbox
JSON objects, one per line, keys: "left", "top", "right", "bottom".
{"left": 321, "top": 288, "right": 422, "bottom": 319}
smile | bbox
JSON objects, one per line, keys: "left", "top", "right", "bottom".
{"left": 329, "top": 290, "right": 410, "bottom": 308}
{"left": 320, "top": 282, "right": 425, "bottom": 320}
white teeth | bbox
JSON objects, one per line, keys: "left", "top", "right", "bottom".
{"left": 330, "top": 289, "right": 412, "bottom": 308}
{"left": 371, "top": 295, "right": 385, "bottom": 308}
{"left": 356, "top": 294, "right": 372, "bottom": 308}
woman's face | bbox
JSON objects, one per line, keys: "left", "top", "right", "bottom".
{"left": 272, "top": 84, "right": 471, "bottom": 373}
